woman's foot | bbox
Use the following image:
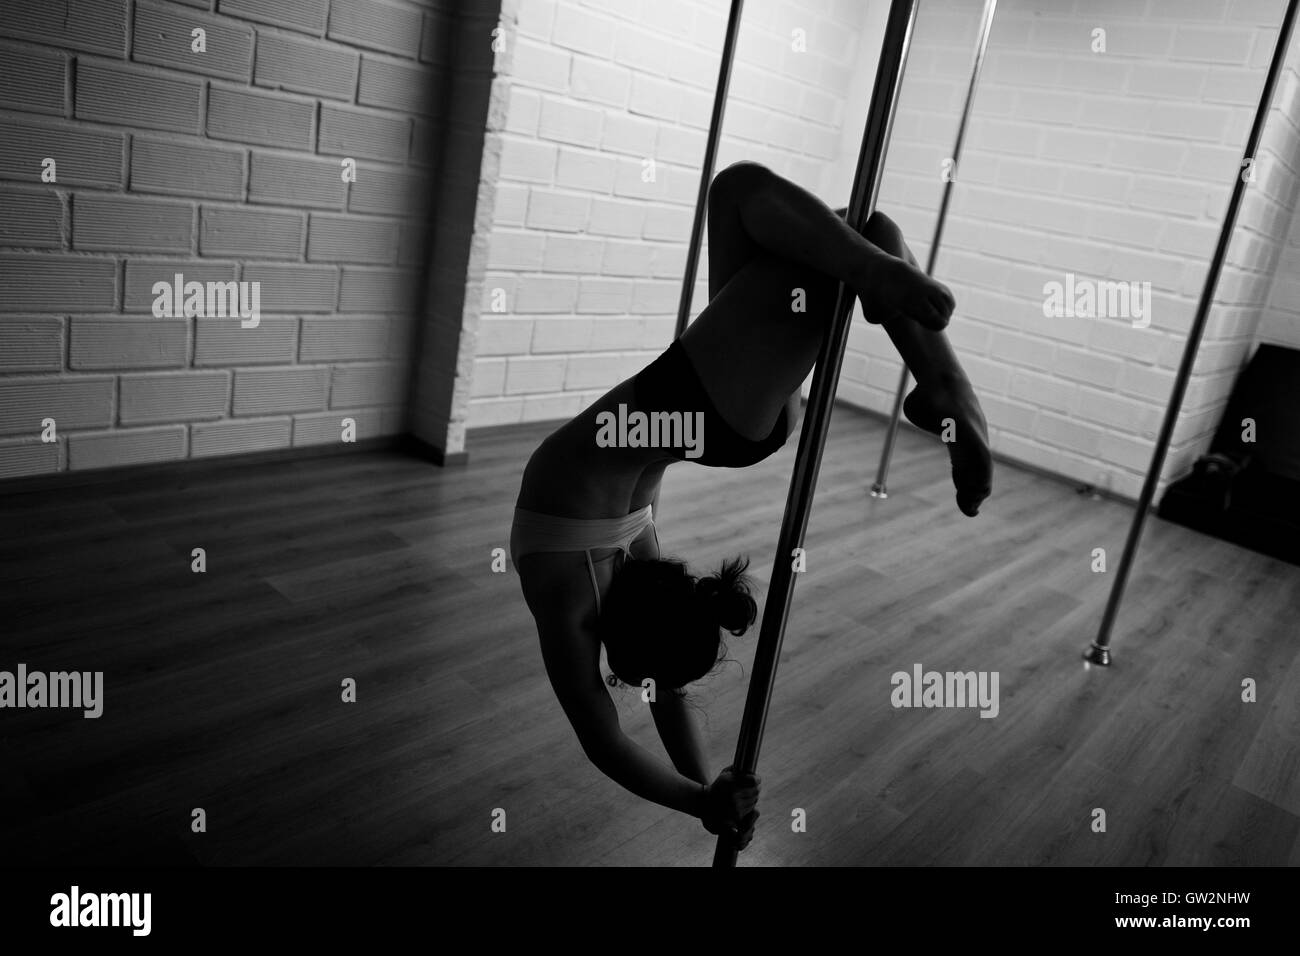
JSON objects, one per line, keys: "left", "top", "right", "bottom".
{"left": 833, "top": 207, "right": 954, "bottom": 330}
{"left": 902, "top": 375, "right": 992, "bottom": 516}
{"left": 858, "top": 255, "right": 955, "bottom": 331}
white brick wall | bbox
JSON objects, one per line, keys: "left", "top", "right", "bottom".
{"left": 0, "top": 0, "right": 459, "bottom": 477}
{"left": 471, "top": 0, "right": 1300, "bottom": 501}
{"left": 470, "top": 0, "right": 864, "bottom": 429}
{"left": 7, "top": 0, "right": 1295, "bottom": 484}
{"left": 838, "top": 0, "right": 1300, "bottom": 500}
{"left": 1256, "top": 36, "right": 1300, "bottom": 350}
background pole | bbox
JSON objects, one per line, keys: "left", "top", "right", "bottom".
{"left": 712, "top": 0, "right": 919, "bottom": 868}
{"left": 654, "top": 0, "right": 744, "bottom": 521}
{"left": 674, "top": 0, "right": 745, "bottom": 341}
{"left": 1084, "top": 0, "right": 1299, "bottom": 667}
{"left": 870, "top": 0, "right": 998, "bottom": 499}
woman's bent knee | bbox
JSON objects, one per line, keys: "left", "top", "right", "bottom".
{"left": 863, "top": 209, "right": 905, "bottom": 253}
{"left": 712, "top": 160, "right": 771, "bottom": 200}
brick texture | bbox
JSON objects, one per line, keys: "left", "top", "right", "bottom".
{"left": 217, "top": 0, "right": 329, "bottom": 36}
{"left": 0, "top": 0, "right": 129, "bottom": 57}
{"left": 307, "top": 215, "right": 399, "bottom": 263}
{"left": 75, "top": 61, "right": 204, "bottom": 133}
{"left": 462, "top": 0, "right": 1300, "bottom": 499}
{"left": 241, "top": 264, "right": 339, "bottom": 312}
{"left": 191, "top": 416, "right": 292, "bottom": 456}
{"left": 69, "top": 318, "right": 188, "bottom": 369}
{"left": 0, "top": 0, "right": 452, "bottom": 478}
{"left": 195, "top": 317, "right": 299, "bottom": 366}
{"left": 0, "top": 256, "right": 117, "bottom": 312}
{"left": 68, "top": 426, "right": 187, "bottom": 470}
{"left": 130, "top": 138, "right": 246, "bottom": 199}
{"left": 328, "top": 0, "right": 423, "bottom": 58}
{"left": 0, "top": 43, "right": 68, "bottom": 116}
{"left": 207, "top": 87, "right": 315, "bottom": 149}
{"left": 119, "top": 371, "right": 231, "bottom": 423}
{"left": 0, "top": 318, "right": 64, "bottom": 372}
{"left": 233, "top": 366, "right": 330, "bottom": 414}
{"left": 0, "top": 188, "right": 63, "bottom": 247}
{"left": 124, "top": 260, "right": 238, "bottom": 312}
{"left": 254, "top": 32, "right": 359, "bottom": 101}
{"left": 132, "top": 1, "right": 255, "bottom": 81}
{"left": 73, "top": 194, "right": 194, "bottom": 253}
{"left": 200, "top": 207, "right": 305, "bottom": 259}
{"left": 0, "top": 376, "right": 116, "bottom": 435}
{"left": 249, "top": 151, "right": 348, "bottom": 209}
{"left": 0, "top": 118, "right": 124, "bottom": 187}
{"left": 318, "top": 105, "right": 411, "bottom": 161}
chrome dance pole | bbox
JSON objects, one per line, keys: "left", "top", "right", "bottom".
{"left": 1084, "top": 0, "right": 1299, "bottom": 666}
{"left": 712, "top": 0, "right": 920, "bottom": 867}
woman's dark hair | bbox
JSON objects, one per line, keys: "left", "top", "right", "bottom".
{"left": 598, "top": 555, "right": 758, "bottom": 692}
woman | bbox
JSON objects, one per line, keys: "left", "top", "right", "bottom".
{"left": 511, "top": 161, "right": 992, "bottom": 851}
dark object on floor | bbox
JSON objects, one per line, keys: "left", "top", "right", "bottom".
{"left": 1159, "top": 343, "right": 1300, "bottom": 566}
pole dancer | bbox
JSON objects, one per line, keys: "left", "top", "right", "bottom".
{"left": 511, "top": 159, "right": 992, "bottom": 849}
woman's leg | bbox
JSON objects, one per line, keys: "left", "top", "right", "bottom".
{"left": 855, "top": 211, "right": 992, "bottom": 516}
{"left": 687, "top": 161, "right": 991, "bottom": 515}
{"left": 703, "top": 161, "right": 954, "bottom": 328}
{"left": 681, "top": 161, "right": 949, "bottom": 438}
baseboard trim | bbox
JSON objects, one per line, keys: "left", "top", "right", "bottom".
{"left": 843, "top": 398, "right": 1142, "bottom": 508}
{"left": 401, "top": 434, "right": 469, "bottom": 467}
{"left": 0, "top": 436, "right": 409, "bottom": 496}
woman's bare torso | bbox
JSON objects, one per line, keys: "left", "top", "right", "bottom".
{"left": 515, "top": 254, "right": 826, "bottom": 609}
{"left": 515, "top": 379, "right": 673, "bottom": 519}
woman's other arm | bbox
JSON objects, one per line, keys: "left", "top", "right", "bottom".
{"left": 521, "top": 553, "right": 759, "bottom": 831}
{"left": 649, "top": 690, "right": 711, "bottom": 786}
{"left": 522, "top": 553, "right": 708, "bottom": 817}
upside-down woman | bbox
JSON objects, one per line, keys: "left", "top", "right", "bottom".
{"left": 511, "top": 161, "right": 993, "bottom": 850}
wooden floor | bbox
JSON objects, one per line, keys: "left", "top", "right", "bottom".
{"left": 2, "top": 406, "right": 1298, "bottom": 867}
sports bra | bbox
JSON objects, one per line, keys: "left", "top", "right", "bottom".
{"left": 510, "top": 504, "right": 657, "bottom": 615}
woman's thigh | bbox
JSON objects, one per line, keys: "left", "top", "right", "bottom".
{"left": 678, "top": 251, "right": 840, "bottom": 441}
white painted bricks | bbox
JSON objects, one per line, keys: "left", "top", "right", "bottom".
{"left": 0, "top": 0, "right": 454, "bottom": 476}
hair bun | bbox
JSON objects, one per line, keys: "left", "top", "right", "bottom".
{"left": 696, "top": 556, "right": 757, "bottom": 636}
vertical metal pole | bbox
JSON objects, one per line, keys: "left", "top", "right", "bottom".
{"left": 674, "top": 0, "right": 745, "bottom": 341}
{"left": 654, "top": 0, "right": 744, "bottom": 520}
{"left": 1084, "top": 0, "right": 1299, "bottom": 667}
{"left": 871, "top": 0, "right": 998, "bottom": 498}
{"left": 712, "top": 0, "right": 919, "bottom": 868}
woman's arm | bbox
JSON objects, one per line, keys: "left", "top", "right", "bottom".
{"left": 521, "top": 552, "right": 709, "bottom": 818}
{"left": 649, "top": 690, "right": 711, "bottom": 786}
{"left": 520, "top": 551, "right": 758, "bottom": 829}
{"left": 540, "top": 618, "right": 708, "bottom": 817}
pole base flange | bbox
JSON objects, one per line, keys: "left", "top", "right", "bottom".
{"left": 870, "top": 482, "right": 888, "bottom": 498}
{"left": 1082, "top": 642, "right": 1111, "bottom": 667}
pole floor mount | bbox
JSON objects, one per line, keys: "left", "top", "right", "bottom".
{"left": 1082, "top": 642, "right": 1112, "bottom": 667}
